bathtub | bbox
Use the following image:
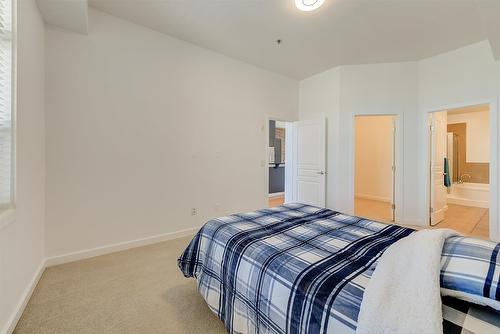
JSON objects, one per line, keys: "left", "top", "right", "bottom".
{"left": 447, "top": 182, "right": 489, "bottom": 208}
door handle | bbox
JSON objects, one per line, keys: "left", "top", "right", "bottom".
{"left": 317, "top": 171, "right": 325, "bottom": 175}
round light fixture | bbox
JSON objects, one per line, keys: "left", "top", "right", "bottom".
{"left": 295, "top": 0, "right": 325, "bottom": 12}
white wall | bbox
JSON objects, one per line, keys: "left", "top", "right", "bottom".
{"left": 45, "top": 9, "right": 298, "bottom": 258}
{"left": 299, "top": 41, "right": 500, "bottom": 240}
{"left": 338, "top": 63, "right": 418, "bottom": 223}
{"left": 418, "top": 41, "right": 500, "bottom": 111}
{"left": 300, "top": 62, "right": 418, "bottom": 224}
{"left": 299, "top": 67, "right": 341, "bottom": 209}
{"left": 355, "top": 116, "right": 394, "bottom": 202}
{"left": 0, "top": 0, "right": 45, "bottom": 333}
{"left": 448, "top": 110, "right": 490, "bottom": 163}
{"left": 1, "top": 6, "right": 498, "bottom": 331}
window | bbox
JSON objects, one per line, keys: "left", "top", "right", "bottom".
{"left": 0, "top": 0, "right": 13, "bottom": 210}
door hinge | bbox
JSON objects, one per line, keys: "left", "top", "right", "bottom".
{"left": 430, "top": 207, "right": 434, "bottom": 213}
{"left": 391, "top": 204, "right": 396, "bottom": 210}
{"left": 392, "top": 165, "right": 396, "bottom": 172}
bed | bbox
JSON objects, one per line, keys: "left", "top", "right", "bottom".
{"left": 178, "top": 203, "right": 500, "bottom": 334}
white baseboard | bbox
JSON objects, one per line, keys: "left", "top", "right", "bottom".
{"left": 45, "top": 226, "right": 201, "bottom": 267}
{"left": 2, "top": 259, "right": 46, "bottom": 334}
{"left": 355, "top": 193, "right": 392, "bottom": 203}
{"left": 269, "top": 192, "right": 284, "bottom": 198}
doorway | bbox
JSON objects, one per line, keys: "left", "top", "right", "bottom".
{"left": 354, "top": 115, "right": 396, "bottom": 223}
{"left": 428, "top": 104, "right": 490, "bottom": 239}
{"left": 266, "top": 117, "right": 326, "bottom": 208}
{"left": 268, "top": 120, "right": 290, "bottom": 207}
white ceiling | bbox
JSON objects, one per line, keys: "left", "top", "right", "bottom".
{"left": 43, "top": 0, "right": 500, "bottom": 79}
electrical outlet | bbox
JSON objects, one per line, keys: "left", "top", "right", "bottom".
{"left": 191, "top": 208, "right": 197, "bottom": 216}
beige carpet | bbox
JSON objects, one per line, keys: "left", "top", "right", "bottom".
{"left": 14, "top": 236, "right": 227, "bottom": 334}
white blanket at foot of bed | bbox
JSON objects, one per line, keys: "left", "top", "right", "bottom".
{"left": 356, "top": 229, "right": 460, "bottom": 334}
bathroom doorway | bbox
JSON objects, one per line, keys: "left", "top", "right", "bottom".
{"left": 354, "top": 115, "right": 397, "bottom": 223}
{"left": 268, "top": 119, "right": 291, "bottom": 207}
{"left": 428, "top": 104, "right": 490, "bottom": 238}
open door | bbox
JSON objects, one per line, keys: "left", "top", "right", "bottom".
{"left": 430, "top": 111, "right": 448, "bottom": 226}
{"left": 293, "top": 119, "right": 326, "bottom": 207}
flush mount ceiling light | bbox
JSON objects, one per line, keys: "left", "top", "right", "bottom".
{"left": 295, "top": 0, "right": 325, "bottom": 12}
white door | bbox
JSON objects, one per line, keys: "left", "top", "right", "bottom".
{"left": 293, "top": 119, "right": 326, "bottom": 207}
{"left": 430, "top": 111, "right": 448, "bottom": 226}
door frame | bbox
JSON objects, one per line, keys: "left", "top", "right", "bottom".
{"left": 428, "top": 111, "right": 449, "bottom": 226}
{"left": 424, "top": 98, "right": 499, "bottom": 241}
{"left": 351, "top": 114, "right": 404, "bottom": 223}
{"left": 264, "top": 115, "right": 296, "bottom": 207}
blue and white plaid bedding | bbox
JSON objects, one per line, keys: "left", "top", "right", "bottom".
{"left": 441, "top": 236, "right": 499, "bottom": 307}
{"left": 178, "top": 203, "right": 500, "bottom": 334}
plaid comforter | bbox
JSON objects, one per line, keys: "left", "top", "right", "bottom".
{"left": 178, "top": 203, "right": 500, "bottom": 334}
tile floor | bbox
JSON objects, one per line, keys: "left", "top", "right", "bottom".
{"left": 354, "top": 197, "right": 489, "bottom": 239}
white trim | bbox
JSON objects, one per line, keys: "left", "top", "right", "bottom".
{"left": 490, "top": 98, "right": 499, "bottom": 241}
{"left": 2, "top": 259, "right": 46, "bottom": 334}
{"left": 45, "top": 226, "right": 201, "bottom": 267}
{"left": 355, "top": 194, "right": 392, "bottom": 203}
{"left": 424, "top": 98, "right": 499, "bottom": 241}
{"left": 11, "top": 0, "right": 18, "bottom": 211}
{"left": 269, "top": 192, "right": 284, "bottom": 198}
{"left": 284, "top": 121, "right": 295, "bottom": 204}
